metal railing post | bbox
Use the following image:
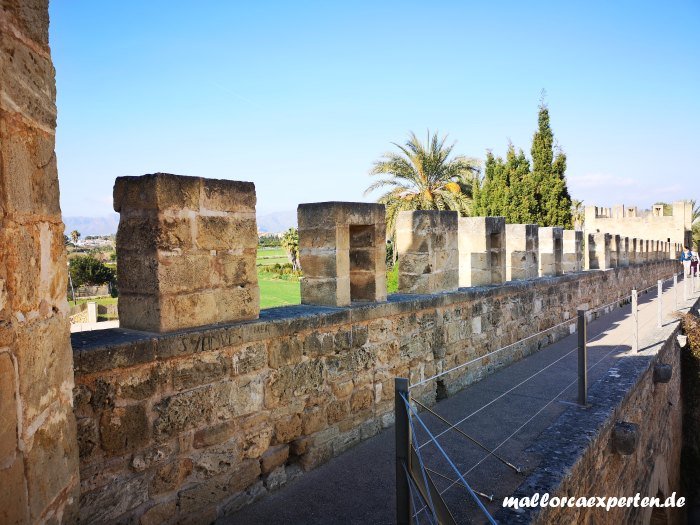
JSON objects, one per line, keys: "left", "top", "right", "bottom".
{"left": 674, "top": 273, "right": 678, "bottom": 310}
{"left": 632, "top": 289, "right": 638, "bottom": 352}
{"left": 657, "top": 279, "right": 663, "bottom": 328}
{"left": 395, "top": 378, "right": 410, "bottom": 525}
{"left": 577, "top": 308, "right": 588, "bottom": 406}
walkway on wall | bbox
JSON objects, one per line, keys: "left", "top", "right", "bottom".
{"left": 221, "top": 274, "right": 699, "bottom": 525}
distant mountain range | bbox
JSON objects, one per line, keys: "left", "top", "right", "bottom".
{"left": 62, "top": 210, "right": 297, "bottom": 236}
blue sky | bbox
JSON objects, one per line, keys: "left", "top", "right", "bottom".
{"left": 50, "top": 1, "right": 699, "bottom": 217}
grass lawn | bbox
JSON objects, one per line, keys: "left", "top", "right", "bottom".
{"left": 258, "top": 273, "right": 300, "bottom": 309}
{"left": 70, "top": 296, "right": 118, "bottom": 307}
{"left": 257, "top": 247, "right": 289, "bottom": 266}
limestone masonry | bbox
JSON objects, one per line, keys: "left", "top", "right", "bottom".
{"left": 71, "top": 260, "right": 676, "bottom": 523}
{"left": 114, "top": 173, "right": 259, "bottom": 332}
{"left": 298, "top": 202, "right": 386, "bottom": 307}
{"left": 0, "top": 1, "right": 80, "bottom": 524}
{"left": 585, "top": 201, "right": 693, "bottom": 248}
{"left": 505, "top": 224, "right": 539, "bottom": 281}
{"left": 396, "top": 210, "right": 459, "bottom": 294}
{"left": 458, "top": 216, "right": 506, "bottom": 287}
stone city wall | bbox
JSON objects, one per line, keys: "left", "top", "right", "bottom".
{"left": 0, "top": 1, "right": 80, "bottom": 523}
{"left": 499, "top": 310, "right": 685, "bottom": 525}
{"left": 585, "top": 201, "right": 692, "bottom": 248}
{"left": 114, "top": 173, "right": 259, "bottom": 333}
{"left": 71, "top": 260, "right": 677, "bottom": 523}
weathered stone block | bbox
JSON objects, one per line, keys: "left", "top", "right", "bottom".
{"left": 0, "top": 352, "right": 17, "bottom": 463}
{"left": 562, "top": 230, "right": 583, "bottom": 273}
{"left": 261, "top": 444, "right": 290, "bottom": 474}
{"left": 274, "top": 414, "right": 302, "bottom": 444}
{"left": 586, "top": 232, "right": 611, "bottom": 270}
{"left": 150, "top": 458, "right": 193, "bottom": 495}
{"left": 25, "top": 409, "right": 79, "bottom": 521}
{"left": 538, "top": 227, "right": 563, "bottom": 276}
{"left": 458, "top": 216, "right": 506, "bottom": 287}
{"left": 397, "top": 210, "right": 458, "bottom": 294}
{"left": 0, "top": 457, "right": 29, "bottom": 524}
{"left": 298, "top": 202, "right": 386, "bottom": 306}
{"left": 653, "top": 364, "right": 672, "bottom": 384}
{"left": 154, "top": 386, "right": 213, "bottom": 437}
{"left": 114, "top": 173, "right": 259, "bottom": 332}
{"left": 611, "top": 421, "right": 639, "bottom": 455}
{"left": 505, "top": 224, "right": 539, "bottom": 281}
{"left": 100, "top": 404, "right": 149, "bottom": 454}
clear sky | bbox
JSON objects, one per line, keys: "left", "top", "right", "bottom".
{"left": 49, "top": 0, "right": 700, "bottom": 217}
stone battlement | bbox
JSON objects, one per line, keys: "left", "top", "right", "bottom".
{"left": 585, "top": 201, "right": 692, "bottom": 247}
{"left": 71, "top": 260, "right": 677, "bottom": 523}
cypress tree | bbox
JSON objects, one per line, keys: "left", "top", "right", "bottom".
{"left": 530, "top": 102, "right": 572, "bottom": 228}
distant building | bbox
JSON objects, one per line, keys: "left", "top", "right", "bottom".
{"left": 584, "top": 200, "right": 692, "bottom": 247}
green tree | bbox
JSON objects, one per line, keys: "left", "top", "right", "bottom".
{"left": 530, "top": 100, "right": 572, "bottom": 228}
{"left": 69, "top": 255, "right": 115, "bottom": 288}
{"left": 281, "top": 228, "right": 300, "bottom": 271}
{"left": 70, "top": 230, "right": 81, "bottom": 244}
{"left": 472, "top": 144, "right": 533, "bottom": 223}
{"left": 365, "top": 130, "right": 480, "bottom": 242}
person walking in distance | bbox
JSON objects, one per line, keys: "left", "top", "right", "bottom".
{"left": 680, "top": 246, "right": 693, "bottom": 277}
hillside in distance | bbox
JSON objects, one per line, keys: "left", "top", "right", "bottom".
{"left": 62, "top": 210, "right": 298, "bottom": 236}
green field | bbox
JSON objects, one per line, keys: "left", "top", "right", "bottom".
{"left": 257, "top": 248, "right": 301, "bottom": 308}
{"left": 256, "top": 247, "right": 289, "bottom": 266}
{"left": 69, "top": 250, "right": 389, "bottom": 312}
{"left": 70, "top": 296, "right": 118, "bottom": 307}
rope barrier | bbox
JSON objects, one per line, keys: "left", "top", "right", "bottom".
{"left": 413, "top": 398, "right": 521, "bottom": 473}
{"left": 404, "top": 399, "right": 439, "bottom": 524}
{"left": 418, "top": 345, "right": 577, "bottom": 450}
{"left": 425, "top": 467, "right": 494, "bottom": 502}
{"left": 440, "top": 329, "right": 634, "bottom": 497}
{"left": 403, "top": 462, "right": 433, "bottom": 525}
{"left": 410, "top": 317, "right": 576, "bottom": 390}
{"left": 402, "top": 394, "right": 498, "bottom": 525}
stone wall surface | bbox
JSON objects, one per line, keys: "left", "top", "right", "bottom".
{"left": 114, "top": 173, "right": 259, "bottom": 333}
{"left": 71, "top": 260, "right": 676, "bottom": 523}
{"left": 499, "top": 311, "right": 685, "bottom": 524}
{"left": 0, "top": 1, "right": 80, "bottom": 522}
{"left": 396, "top": 210, "right": 458, "bottom": 294}
{"left": 298, "top": 202, "right": 386, "bottom": 307}
{"left": 562, "top": 230, "right": 583, "bottom": 273}
{"left": 505, "top": 224, "right": 539, "bottom": 281}
{"left": 585, "top": 201, "right": 692, "bottom": 247}
{"left": 457, "top": 216, "right": 506, "bottom": 287}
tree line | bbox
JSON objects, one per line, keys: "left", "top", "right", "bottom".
{"left": 365, "top": 99, "right": 575, "bottom": 248}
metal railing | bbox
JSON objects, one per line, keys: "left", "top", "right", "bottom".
{"left": 394, "top": 269, "right": 688, "bottom": 524}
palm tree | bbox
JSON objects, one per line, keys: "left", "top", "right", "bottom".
{"left": 281, "top": 228, "right": 300, "bottom": 271}
{"left": 70, "top": 230, "right": 81, "bottom": 244}
{"left": 690, "top": 200, "right": 700, "bottom": 224}
{"left": 571, "top": 199, "right": 585, "bottom": 231}
{"left": 364, "top": 131, "right": 480, "bottom": 243}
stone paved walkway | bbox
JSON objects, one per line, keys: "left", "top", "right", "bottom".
{"left": 221, "top": 274, "right": 698, "bottom": 525}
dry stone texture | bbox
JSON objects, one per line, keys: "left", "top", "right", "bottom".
{"left": 298, "top": 202, "right": 386, "bottom": 306}
{"left": 114, "top": 173, "right": 259, "bottom": 332}
{"left": 71, "top": 260, "right": 676, "bottom": 523}
{"left": 396, "top": 210, "right": 458, "bottom": 294}
{"left": 586, "top": 232, "right": 611, "bottom": 270}
{"left": 458, "top": 216, "right": 506, "bottom": 287}
{"left": 0, "top": 1, "right": 80, "bottom": 522}
{"left": 538, "top": 227, "right": 563, "bottom": 276}
{"left": 562, "top": 230, "right": 583, "bottom": 273}
{"left": 505, "top": 224, "right": 539, "bottom": 281}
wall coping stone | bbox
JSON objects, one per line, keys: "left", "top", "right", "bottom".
{"left": 72, "top": 262, "right": 670, "bottom": 375}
